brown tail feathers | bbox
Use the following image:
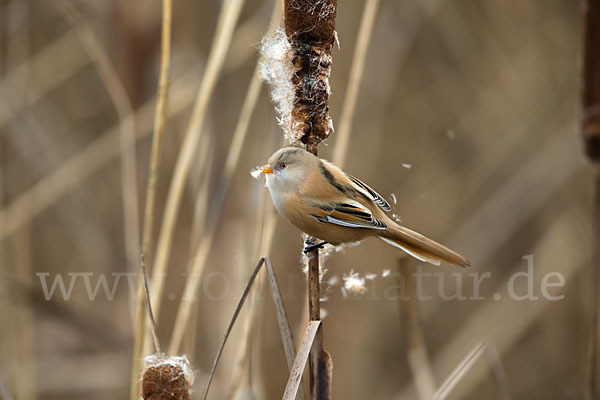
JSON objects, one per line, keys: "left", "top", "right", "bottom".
{"left": 379, "top": 224, "right": 470, "bottom": 267}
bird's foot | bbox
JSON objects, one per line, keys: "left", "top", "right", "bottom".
{"left": 303, "top": 239, "right": 328, "bottom": 254}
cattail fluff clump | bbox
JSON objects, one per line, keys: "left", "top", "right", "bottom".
{"left": 259, "top": 27, "right": 296, "bottom": 141}
{"left": 259, "top": 23, "right": 334, "bottom": 150}
{"left": 142, "top": 354, "right": 194, "bottom": 400}
{"left": 341, "top": 270, "right": 367, "bottom": 298}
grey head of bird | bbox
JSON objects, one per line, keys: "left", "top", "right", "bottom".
{"left": 259, "top": 147, "right": 318, "bottom": 193}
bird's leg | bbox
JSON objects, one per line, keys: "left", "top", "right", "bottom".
{"left": 303, "top": 238, "right": 328, "bottom": 254}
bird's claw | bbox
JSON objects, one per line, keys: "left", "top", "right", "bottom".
{"left": 303, "top": 240, "right": 328, "bottom": 254}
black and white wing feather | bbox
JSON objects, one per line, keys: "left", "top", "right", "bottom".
{"left": 346, "top": 174, "right": 391, "bottom": 211}
{"left": 312, "top": 200, "right": 387, "bottom": 229}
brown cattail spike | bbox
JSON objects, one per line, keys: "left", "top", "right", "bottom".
{"left": 142, "top": 355, "right": 193, "bottom": 400}
{"left": 283, "top": 0, "right": 337, "bottom": 154}
{"left": 284, "top": 0, "right": 337, "bottom": 46}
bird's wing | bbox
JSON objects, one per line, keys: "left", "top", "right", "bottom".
{"left": 345, "top": 174, "right": 391, "bottom": 211}
{"left": 317, "top": 160, "right": 391, "bottom": 212}
{"left": 310, "top": 200, "right": 387, "bottom": 229}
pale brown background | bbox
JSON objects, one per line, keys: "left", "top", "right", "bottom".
{"left": 0, "top": 0, "right": 589, "bottom": 399}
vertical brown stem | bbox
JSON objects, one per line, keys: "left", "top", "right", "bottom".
{"left": 306, "top": 248, "right": 332, "bottom": 399}
{"left": 283, "top": 1, "right": 337, "bottom": 398}
{"left": 583, "top": 0, "right": 600, "bottom": 398}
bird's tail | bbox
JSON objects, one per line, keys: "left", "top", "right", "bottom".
{"left": 379, "top": 224, "right": 470, "bottom": 267}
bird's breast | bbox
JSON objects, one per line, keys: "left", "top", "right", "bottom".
{"left": 268, "top": 188, "right": 290, "bottom": 218}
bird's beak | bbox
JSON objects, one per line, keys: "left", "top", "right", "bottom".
{"left": 260, "top": 165, "right": 273, "bottom": 174}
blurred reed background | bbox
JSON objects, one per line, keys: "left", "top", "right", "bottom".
{"left": 0, "top": 0, "right": 589, "bottom": 399}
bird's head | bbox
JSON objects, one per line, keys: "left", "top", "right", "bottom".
{"left": 258, "top": 147, "right": 318, "bottom": 193}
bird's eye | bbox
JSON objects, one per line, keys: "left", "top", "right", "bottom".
{"left": 279, "top": 163, "right": 287, "bottom": 169}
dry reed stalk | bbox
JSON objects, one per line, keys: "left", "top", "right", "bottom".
{"left": 148, "top": 0, "right": 245, "bottom": 327}
{"left": 0, "top": 29, "right": 88, "bottom": 129}
{"left": 0, "top": 64, "right": 200, "bottom": 243}
{"left": 140, "top": 254, "right": 161, "bottom": 354}
{"left": 138, "top": 257, "right": 193, "bottom": 400}
{"left": 211, "top": 4, "right": 285, "bottom": 397}
{"left": 30, "top": 3, "right": 140, "bottom": 289}
{"left": 228, "top": 209, "right": 307, "bottom": 400}
{"left": 201, "top": 257, "right": 301, "bottom": 400}
{"left": 203, "top": 267, "right": 259, "bottom": 400}
{"left": 398, "top": 209, "right": 583, "bottom": 399}
{"left": 166, "top": 0, "right": 281, "bottom": 355}
{"left": 5, "top": 43, "right": 196, "bottom": 400}
{"left": 7, "top": 98, "right": 119, "bottom": 276}
{"left": 221, "top": 0, "right": 281, "bottom": 183}
{"left": 138, "top": 217, "right": 193, "bottom": 399}
{"left": 181, "top": 141, "right": 213, "bottom": 360}
{"left": 433, "top": 341, "right": 511, "bottom": 400}
{"left": 281, "top": 1, "right": 337, "bottom": 398}
{"left": 332, "top": 0, "right": 380, "bottom": 166}
{"left": 0, "top": 25, "right": 260, "bottom": 243}
{"left": 583, "top": 1, "right": 600, "bottom": 398}
{"left": 283, "top": 321, "right": 322, "bottom": 400}
{"left": 168, "top": 235, "right": 213, "bottom": 353}
{"left": 130, "top": 1, "right": 173, "bottom": 397}
{"left": 143, "top": 0, "right": 173, "bottom": 272}
{"left": 189, "top": 135, "right": 213, "bottom": 251}
{"left": 227, "top": 197, "right": 272, "bottom": 399}
{"left": 228, "top": 4, "right": 276, "bottom": 71}
{"left": 485, "top": 342, "right": 512, "bottom": 400}
{"left": 55, "top": 0, "right": 140, "bottom": 271}
{"left": 186, "top": 0, "right": 279, "bottom": 254}
{"left": 433, "top": 341, "right": 487, "bottom": 400}
{"left": 399, "top": 259, "right": 436, "bottom": 400}
{"left": 179, "top": 137, "right": 211, "bottom": 357}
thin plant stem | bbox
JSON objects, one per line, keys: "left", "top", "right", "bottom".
{"left": 148, "top": 0, "right": 245, "bottom": 325}
{"left": 0, "top": 30, "right": 256, "bottom": 244}
{"left": 201, "top": 257, "right": 301, "bottom": 400}
{"left": 0, "top": 65, "right": 200, "bottom": 243}
{"left": 200, "top": 258, "right": 268, "bottom": 400}
{"left": 143, "top": 0, "right": 173, "bottom": 266}
{"left": 433, "top": 341, "right": 487, "bottom": 400}
{"left": 0, "top": 29, "right": 88, "bottom": 130}
{"left": 397, "top": 210, "right": 584, "bottom": 399}
{"left": 282, "top": 0, "right": 337, "bottom": 397}
{"left": 167, "top": 0, "right": 280, "bottom": 355}
{"left": 130, "top": 0, "right": 172, "bottom": 397}
{"left": 54, "top": 0, "right": 140, "bottom": 274}
{"left": 485, "top": 343, "right": 512, "bottom": 399}
{"left": 283, "top": 321, "right": 322, "bottom": 400}
{"left": 141, "top": 254, "right": 161, "bottom": 354}
{"left": 332, "top": 0, "right": 380, "bottom": 166}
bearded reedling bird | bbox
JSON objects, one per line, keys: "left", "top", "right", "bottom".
{"left": 255, "top": 147, "right": 470, "bottom": 267}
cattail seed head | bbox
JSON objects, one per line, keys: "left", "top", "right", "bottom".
{"left": 142, "top": 354, "right": 194, "bottom": 400}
